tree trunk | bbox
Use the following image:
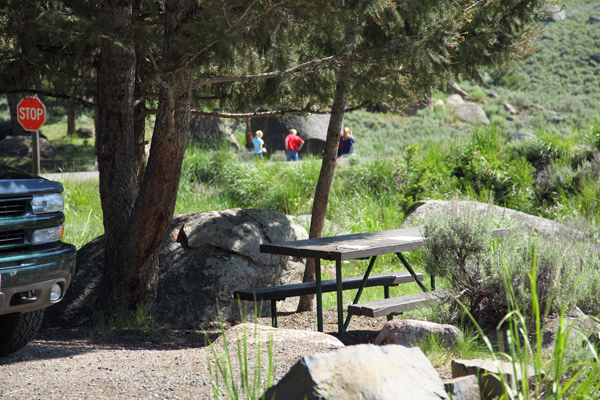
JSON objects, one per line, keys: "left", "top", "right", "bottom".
{"left": 7, "top": 94, "right": 25, "bottom": 138}
{"left": 67, "top": 97, "right": 76, "bottom": 136}
{"left": 94, "top": 0, "right": 194, "bottom": 313}
{"left": 297, "top": 14, "right": 358, "bottom": 312}
{"left": 245, "top": 117, "right": 253, "bottom": 151}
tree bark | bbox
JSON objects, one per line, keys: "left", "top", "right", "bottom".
{"left": 67, "top": 97, "right": 76, "bottom": 136}
{"left": 94, "top": 1, "right": 193, "bottom": 312}
{"left": 7, "top": 94, "right": 25, "bottom": 138}
{"left": 245, "top": 117, "right": 253, "bottom": 151}
{"left": 297, "top": 14, "right": 358, "bottom": 312}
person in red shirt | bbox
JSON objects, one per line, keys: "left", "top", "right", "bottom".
{"left": 284, "top": 129, "right": 304, "bottom": 161}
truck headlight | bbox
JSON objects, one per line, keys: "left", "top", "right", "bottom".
{"left": 32, "top": 193, "right": 64, "bottom": 214}
{"left": 32, "top": 226, "right": 64, "bottom": 245}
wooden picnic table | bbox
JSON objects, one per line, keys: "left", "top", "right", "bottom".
{"left": 260, "top": 226, "right": 510, "bottom": 336}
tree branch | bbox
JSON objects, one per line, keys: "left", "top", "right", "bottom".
{"left": 192, "top": 55, "right": 337, "bottom": 88}
{"left": 143, "top": 101, "right": 367, "bottom": 119}
{"left": 0, "top": 89, "right": 94, "bottom": 107}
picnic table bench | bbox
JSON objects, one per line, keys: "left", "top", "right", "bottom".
{"left": 234, "top": 271, "right": 423, "bottom": 327}
{"left": 237, "top": 226, "right": 510, "bottom": 335}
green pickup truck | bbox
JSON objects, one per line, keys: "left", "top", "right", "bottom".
{"left": 0, "top": 164, "right": 76, "bottom": 356}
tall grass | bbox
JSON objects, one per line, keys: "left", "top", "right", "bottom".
{"left": 206, "top": 309, "right": 276, "bottom": 400}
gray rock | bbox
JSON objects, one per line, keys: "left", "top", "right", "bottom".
{"left": 75, "top": 126, "right": 95, "bottom": 139}
{"left": 264, "top": 344, "right": 448, "bottom": 400}
{"left": 486, "top": 92, "right": 499, "bottom": 99}
{"left": 553, "top": 115, "right": 563, "bottom": 124}
{"left": 506, "top": 116, "right": 516, "bottom": 122}
{"left": 0, "top": 135, "right": 57, "bottom": 158}
{"left": 443, "top": 375, "right": 480, "bottom": 400}
{"left": 251, "top": 113, "right": 330, "bottom": 157}
{"left": 508, "top": 131, "right": 536, "bottom": 142}
{"left": 590, "top": 54, "right": 600, "bottom": 64}
{"left": 590, "top": 15, "right": 600, "bottom": 22}
{"left": 452, "top": 358, "right": 539, "bottom": 400}
{"left": 374, "top": 319, "right": 462, "bottom": 348}
{"left": 404, "top": 200, "right": 582, "bottom": 241}
{"left": 454, "top": 103, "right": 490, "bottom": 125}
{"left": 44, "top": 209, "right": 309, "bottom": 329}
{"left": 540, "top": 6, "right": 566, "bottom": 22}
{"left": 531, "top": 104, "right": 547, "bottom": 112}
{"left": 447, "top": 81, "right": 469, "bottom": 99}
{"left": 501, "top": 101, "right": 517, "bottom": 114}
{"left": 209, "top": 323, "right": 345, "bottom": 385}
{"left": 189, "top": 115, "right": 241, "bottom": 151}
{"left": 446, "top": 94, "right": 465, "bottom": 107}
{"left": 543, "top": 307, "right": 600, "bottom": 349}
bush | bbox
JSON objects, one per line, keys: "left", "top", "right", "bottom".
{"left": 422, "top": 202, "right": 591, "bottom": 329}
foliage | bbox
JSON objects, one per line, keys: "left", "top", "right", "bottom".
{"left": 206, "top": 310, "right": 275, "bottom": 400}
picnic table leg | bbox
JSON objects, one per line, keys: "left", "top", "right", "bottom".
{"left": 271, "top": 300, "right": 277, "bottom": 327}
{"left": 336, "top": 259, "right": 343, "bottom": 335}
{"left": 384, "top": 286, "right": 393, "bottom": 321}
{"left": 396, "top": 252, "right": 428, "bottom": 293}
{"left": 343, "top": 255, "right": 378, "bottom": 333}
{"left": 316, "top": 258, "right": 323, "bottom": 332}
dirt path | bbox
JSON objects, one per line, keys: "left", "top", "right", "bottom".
{"left": 0, "top": 310, "right": 390, "bottom": 399}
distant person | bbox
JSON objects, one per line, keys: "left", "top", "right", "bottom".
{"left": 252, "top": 130, "right": 267, "bottom": 159}
{"left": 338, "top": 127, "right": 355, "bottom": 158}
{"left": 284, "top": 129, "right": 304, "bottom": 161}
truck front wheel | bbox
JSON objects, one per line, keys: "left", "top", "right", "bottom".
{"left": 0, "top": 309, "right": 45, "bottom": 356}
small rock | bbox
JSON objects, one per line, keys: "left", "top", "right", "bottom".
{"left": 75, "top": 126, "right": 95, "bottom": 139}
{"left": 452, "top": 358, "right": 540, "bottom": 400}
{"left": 446, "top": 94, "right": 465, "bottom": 107}
{"left": 501, "top": 101, "right": 517, "bottom": 114}
{"left": 531, "top": 104, "right": 547, "bottom": 112}
{"left": 444, "top": 375, "right": 480, "bottom": 400}
{"left": 590, "top": 15, "right": 600, "bottom": 22}
{"left": 447, "top": 81, "right": 469, "bottom": 99}
{"left": 454, "top": 103, "right": 490, "bottom": 125}
{"left": 375, "top": 319, "right": 462, "bottom": 347}
{"left": 508, "top": 131, "right": 536, "bottom": 142}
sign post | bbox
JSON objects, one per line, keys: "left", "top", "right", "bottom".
{"left": 17, "top": 97, "right": 46, "bottom": 176}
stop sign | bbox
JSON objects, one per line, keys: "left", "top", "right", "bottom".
{"left": 17, "top": 97, "right": 46, "bottom": 131}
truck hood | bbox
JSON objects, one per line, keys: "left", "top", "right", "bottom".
{"left": 0, "top": 164, "right": 63, "bottom": 197}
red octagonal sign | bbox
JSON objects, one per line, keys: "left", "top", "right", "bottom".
{"left": 17, "top": 97, "right": 46, "bottom": 131}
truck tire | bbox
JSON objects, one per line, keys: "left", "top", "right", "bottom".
{"left": 0, "top": 309, "right": 45, "bottom": 356}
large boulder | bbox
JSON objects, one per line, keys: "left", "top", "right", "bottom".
{"left": 264, "top": 344, "right": 448, "bottom": 400}
{"left": 189, "top": 115, "right": 241, "bottom": 151}
{"left": 44, "top": 209, "right": 308, "bottom": 329}
{"left": 404, "top": 200, "right": 581, "bottom": 241}
{"left": 454, "top": 103, "right": 490, "bottom": 125}
{"left": 250, "top": 114, "right": 330, "bottom": 157}
{"left": 0, "top": 135, "right": 57, "bottom": 158}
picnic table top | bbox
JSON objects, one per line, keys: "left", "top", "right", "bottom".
{"left": 260, "top": 226, "right": 510, "bottom": 261}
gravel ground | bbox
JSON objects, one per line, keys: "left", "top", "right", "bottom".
{"left": 0, "top": 308, "right": 424, "bottom": 400}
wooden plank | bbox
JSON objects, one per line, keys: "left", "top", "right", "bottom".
{"left": 234, "top": 272, "right": 423, "bottom": 302}
{"left": 347, "top": 290, "right": 451, "bottom": 318}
